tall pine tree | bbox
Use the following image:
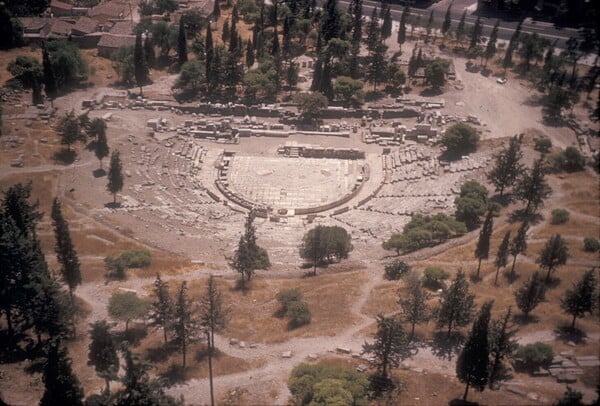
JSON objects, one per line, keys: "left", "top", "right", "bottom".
{"left": 487, "top": 134, "right": 523, "bottom": 197}
{"left": 488, "top": 307, "right": 518, "bottom": 388}
{"left": 437, "top": 270, "right": 475, "bottom": 337}
{"left": 515, "top": 271, "right": 546, "bottom": 317}
{"left": 149, "top": 273, "right": 174, "bottom": 344}
{"left": 88, "top": 320, "right": 119, "bottom": 394}
{"left": 51, "top": 198, "right": 82, "bottom": 300}
{"left": 560, "top": 269, "right": 598, "bottom": 329}
{"left": 456, "top": 301, "right": 492, "bottom": 401}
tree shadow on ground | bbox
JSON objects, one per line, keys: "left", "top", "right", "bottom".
{"left": 490, "top": 194, "right": 513, "bottom": 207}
{"left": 508, "top": 209, "right": 543, "bottom": 224}
{"left": 469, "top": 273, "right": 483, "bottom": 284}
{"left": 53, "top": 148, "right": 76, "bottom": 165}
{"left": 512, "top": 313, "right": 540, "bottom": 326}
{"left": 104, "top": 202, "right": 122, "bottom": 209}
{"left": 93, "top": 168, "right": 106, "bottom": 178}
{"left": 503, "top": 270, "right": 520, "bottom": 284}
{"left": 420, "top": 88, "right": 444, "bottom": 97}
{"left": 158, "top": 363, "right": 187, "bottom": 387}
{"left": 554, "top": 326, "right": 587, "bottom": 345}
{"left": 430, "top": 331, "right": 464, "bottom": 361}
{"left": 146, "top": 342, "right": 178, "bottom": 363}
{"left": 544, "top": 276, "right": 562, "bottom": 289}
{"left": 365, "top": 91, "right": 385, "bottom": 102}
{"left": 0, "top": 333, "right": 32, "bottom": 364}
{"left": 195, "top": 346, "right": 222, "bottom": 363}
{"left": 113, "top": 326, "right": 147, "bottom": 347}
{"left": 448, "top": 399, "right": 479, "bottom": 406}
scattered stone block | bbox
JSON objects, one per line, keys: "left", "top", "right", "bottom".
{"left": 282, "top": 351, "right": 292, "bottom": 358}
{"left": 561, "top": 360, "right": 577, "bottom": 368}
{"left": 229, "top": 338, "right": 238, "bottom": 346}
{"left": 505, "top": 385, "right": 527, "bottom": 397}
{"left": 556, "top": 374, "right": 577, "bottom": 383}
{"left": 336, "top": 347, "right": 351, "bottom": 354}
{"left": 527, "top": 392, "right": 540, "bottom": 401}
{"left": 533, "top": 368, "right": 550, "bottom": 377}
{"left": 356, "top": 365, "right": 368, "bottom": 373}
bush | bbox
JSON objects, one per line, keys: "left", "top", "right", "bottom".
{"left": 276, "top": 288, "right": 303, "bottom": 316}
{"left": 441, "top": 123, "right": 480, "bottom": 158}
{"left": 550, "top": 209, "right": 570, "bottom": 225}
{"left": 534, "top": 138, "right": 552, "bottom": 153}
{"left": 286, "top": 301, "right": 312, "bottom": 328}
{"left": 549, "top": 147, "right": 586, "bottom": 172}
{"left": 422, "top": 267, "right": 449, "bottom": 290}
{"left": 120, "top": 249, "right": 152, "bottom": 268}
{"left": 583, "top": 237, "right": 600, "bottom": 252}
{"left": 104, "top": 256, "right": 127, "bottom": 279}
{"left": 514, "top": 342, "right": 554, "bottom": 372}
{"left": 384, "top": 261, "right": 411, "bottom": 280}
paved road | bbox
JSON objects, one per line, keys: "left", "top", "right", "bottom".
{"left": 335, "top": 0, "right": 580, "bottom": 48}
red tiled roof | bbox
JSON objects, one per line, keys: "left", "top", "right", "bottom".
{"left": 97, "top": 33, "right": 135, "bottom": 49}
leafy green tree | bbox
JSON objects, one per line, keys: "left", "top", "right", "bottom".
{"left": 515, "top": 271, "right": 546, "bottom": 317}
{"left": 58, "top": 110, "right": 86, "bottom": 152}
{"left": 543, "top": 87, "right": 574, "bottom": 122}
{"left": 514, "top": 158, "right": 552, "bottom": 216}
{"left": 51, "top": 198, "right": 81, "bottom": 300}
{"left": 244, "top": 61, "right": 278, "bottom": 100}
{"left": 488, "top": 307, "right": 518, "bottom": 388}
{"left": 288, "top": 363, "right": 369, "bottom": 406}
{"left": 88, "top": 320, "right": 119, "bottom": 394}
{"left": 537, "top": 234, "right": 569, "bottom": 283}
{"left": 424, "top": 58, "right": 448, "bottom": 91}
{"left": 175, "top": 59, "right": 206, "bottom": 93}
{"left": 363, "top": 315, "right": 410, "bottom": 383}
{"left": 493, "top": 231, "right": 511, "bottom": 286}
{"left": 294, "top": 92, "right": 328, "bottom": 126}
{"left": 177, "top": 23, "right": 188, "bottom": 66}
{"left": 40, "top": 340, "right": 84, "bottom": 406}
{"left": 455, "top": 180, "right": 488, "bottom": 230}
{"left": 384, "top": 260, "right": 410, "bottom": 281}
{"left": 399, "top": 275, "right": 430, "bottom": 340}
{"left": 148, "top": 274, "right": 174, "bottom": 344}
{"left": 441, "top": 123, "right": 479, "bottom": 158}
{"left": 474, "top": 210, "right": 494, "bottom": 279}
{"left": 46, "top": 40, "right": 89, "bottom": 88}
{"left": 112, "top": 46, "right": 135, "bottom": 85}
{"left": 334, "top": 76, "right": 364, "bottom": 107}
{"left": 560, "top": 269, "right": 597, "bottom": 329}
{"left": 231, "top": 211, "right": 270, "bottom": 288}
{"left": 107, "top": 150, "right": 124, "bottom": 204}
{"left": 108, "top": 291, "right": 150, "bottom": 332}
{"left": 134, "top": 32, "right": 148, "bottom": 95}
{"left": 456, "top": 301, "right": 492, "bottom": 401}
{"left": 7, "top": 56, "right": 43, "bottom": 103}
{"left": 436, "top": 270, "right": 475, "bottom": 337}
{"left": 488, "top": 135, "right": 523, "bottom": 197}
{"left": 173, "top": 281, "right": 198, "bottom": 368}
{"left": 300, "top": 225, "right": 352, "bottom": 275}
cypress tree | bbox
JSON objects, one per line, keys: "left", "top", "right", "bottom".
{"left": 560, "top": 269, "right": 598, "bottom": 329}
{"left": 536, "top": 234, "right": 569, "bottom": 283}
{"left": 362, "top": 315, "right": 410, "bottom": 382}
{"left": 515, "top": 271, "right": 545, "bottom": 317}
{"left": 397, "top": 5, "right": 408, "bottom": 49}
{"left": 509, "top": 221, "right": 528, "bottom": 279}
{"left": 282, "top": 15, "right": 291, "bottom": 60}
{"left": 514, "top": 158, "right": 552, "bottom": 216}
{"left": 245, "top": 39, "right": 255, "bottom": 68}
{"left": 42, "top": 42, "right": 58, "bottom": 103}
{"left": 474, "top": 209, "right": 494, "bottom": 279}
{"left": 487, "top": 134, "right": 523, "bottom": 197}
{"left": 365, "top": 7, "right": 380, "bottom": 55}
{"left": 94, "top": 127, "right": 109, "bottom": 170}
{"left": 398, "top": 276, "right": 430, "bottom": 340}
{"left": 107, "top": 150, "right": 124, "bottom": 205}
{"left": 484, "top": 20, "right": 500, "bottom": 67}
{"left": 206, "top": 23, "right": 214, "bottom": 87}
{"left": 134, "top": 32, "right": 148, "bottom": 96}
{"left": 177, "top": 23, "right": 188, "bottom": 66}
{"left": 436, "top": 270, "right": 476, "bottom": 337}
{"left": 51, "top": 198, "right": 82, "bottom": 300}
{"left": 493, "top": 230, "right": 511, "bottom": 286}
{"left": 381, "top": 5, "right": 392, "bottom": 40}
{"left": 488, "top": 307, "right": 518, "bottom": 388}
{"left": 456, "top": 301, "right": 492, "bottom": 402}
{"left": 320, "top": 0, "right": 340, "bottom": 43}
{"left": 469, "top": 15, "right": 482, "bottom": 49}
{"left": 40, "top": 340, "right": 84, "bottom": 406}
{"left": 503, "top": 20, "right": 522, "bottom": 70}
{"left": 441, "top": 3, "right": 452, "bottom": 44}
{"left": 144, "top": 35, "right": 155, "bottom": 68}
{"left": 229, "top": 19, "right": 238, "bottom": 54}
{"left": 456, "top": 10, "right": 466, "bottom": 45}
{"left": 173, "top": 281, "right": 198, "bottom": 368}
{"left": 88, "top": 320, "right": 119, "bottom": 394}
{"left": 212, "top": 0, "right": 220, "bottom": 19}
{"left": 149, "top": 273, "right": 174, "bottom": 344}
{"left": 425, "top": 10, "right": 434, "bottom": 43}
{"left": 221, "top": 19, "right": 230, "bottom": 44}
{"left": 349, "top": 0, "right": 362, "bottom": 78}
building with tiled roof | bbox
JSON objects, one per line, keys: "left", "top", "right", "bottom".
{"left": 97, "top": 33, "right": 135, "bottom": 57}
{"left": 89, "top": 1, "right": 130, "bottom": 24}
{"left": 50, "top": 0, "right": 74, "bottom": 16}
{"left": 71, "top": 16, "right": 99, "bottom": 35}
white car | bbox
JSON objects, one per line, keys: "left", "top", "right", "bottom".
{"left": 496, "top": 77, "right": 508, "bottom": 84}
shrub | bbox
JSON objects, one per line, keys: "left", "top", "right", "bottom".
{"left": 286, "top": 301, "right": 311, "bottom": 329}
{"left": 514, "top": 342, "right": 554, "bottom": 372}
{"left": 534, "top": 138, "right": 552, "bottom": 153}
{"left": 583, "top": 237, "right": 600, "bottom": 252}
{"left": 276, "top": 288, "right": 303, "bottom": 316}
{"left": 550, "top": 209, "right": 570, "bottom": 225}
{"left": 120, "top": 249, "right": 152, "bottom": 268}
{"left": 384, "top": 261, "right": 411, "bottom": 280}
{"left": 441, "top": 123, "right": 480, "bottom": 158}
{"left": 104, "top": 256, "right": 127, "bottom": 279}
{"left": 549, "top": 147, "right": 586, "bottom": 172}
{"left": 422, "top": 267, "right": 449, "bottom": 290}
